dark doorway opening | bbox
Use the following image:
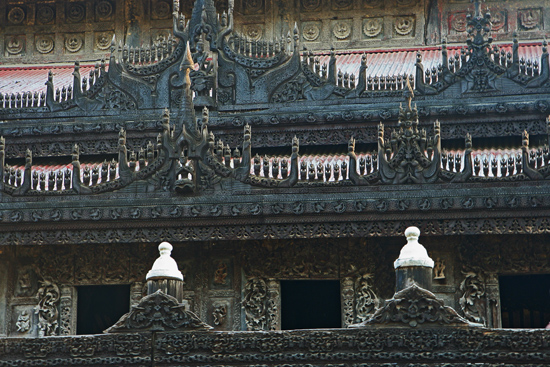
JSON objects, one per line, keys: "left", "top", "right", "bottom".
{"left": 77, "top": 285, "right": 130, "bottom": 334}
{"left": 281, "top": 280, "right": 341, "bottom": 330}
{"left": 499, "top": 274, "right": 550, "bottom": 328}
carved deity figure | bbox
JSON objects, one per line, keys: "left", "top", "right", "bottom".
{"left": 214, "top": 262, "right": 228, "bottom": 284}
{"left": 434, "top": 258, "right": 446, "bottom": 279}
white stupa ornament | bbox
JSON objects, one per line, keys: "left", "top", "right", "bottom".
{"left": 394, "top": 226, "right": 434, "bottom": 269}
{"left": 146, "top": 242, "right": 184, "bottom": 281}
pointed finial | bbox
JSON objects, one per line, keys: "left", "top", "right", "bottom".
{"left": 180, "top": 41, "right": 194, "bottom": 71}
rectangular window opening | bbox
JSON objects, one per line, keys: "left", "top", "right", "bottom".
{"left": 281, "top": 280, "right": 341, "bottom": 330}
{"left": 499, "top": 274, "right": 550, "bottom": 329}
{"left": 77, "top": 284, "right": 130, "bottom": 335}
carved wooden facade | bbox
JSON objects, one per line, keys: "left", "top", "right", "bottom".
{"left": 1, "top": 1, "right": 550, "bottom": 363}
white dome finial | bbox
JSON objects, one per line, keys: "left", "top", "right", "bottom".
{"left": 394, "top": 226, "right": 434, "bottom": 269}
{"left": 146, "top": 242, "right": 184, "bottom": 281}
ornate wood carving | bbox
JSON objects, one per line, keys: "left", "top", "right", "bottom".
{"left": 105, "top": 290, "right": 212, "bottom": 333}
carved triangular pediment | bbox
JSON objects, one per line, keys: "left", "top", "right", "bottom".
{"left": 350, "top": 284, "right": 481, "bottom": 328}
{"left": 104, "top": 290, "right": 213, "bottom": 333}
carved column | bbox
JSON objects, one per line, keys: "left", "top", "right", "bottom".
{"left": 266, "top": 279, "right": 280, "bottom": 330}
{"left": 341, "top": 277, "right": 354, "bottom": 327}
{"left": 0, "top": 256, "right": 8, "bottom": 336}
{"left": 485, "top": 273, "right": 501, "bottom": 328}
{"left": 59, "top": 286, "right": 76, "bottom": 335}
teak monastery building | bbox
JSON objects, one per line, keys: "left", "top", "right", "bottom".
{"left": 1, "top": 0, "right": 550, "bottom": 366}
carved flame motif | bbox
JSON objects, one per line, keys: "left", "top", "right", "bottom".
{"left": 354, "top": 274, "right": 380, "bottom": 322}
{"left": 378, "top": 79, "right": 441, "bottom": 184}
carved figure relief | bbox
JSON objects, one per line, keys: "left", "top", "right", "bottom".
{"left": 459, "top": 272, "right": 486, "bottom": 325}
{"left": 8, "top": 6, "right": 26, "bottom": 24}
{"left": 65, "top": 35, "right": 84, "bottom": 53}
{"left": 394, "top": 16, "right": 415, "bottom": 36}
{"left": 303, "top": 23, "right": 321, "bottom": 42}
{"left": 15, "top": 268, "right": 36, "bottom": 297}
{"left": 433, "top": 258, "right": 446, "bottom": 279}
{"left": 302, "top": 0, "right": 321, "bottom": 12}
{"left": 213, "top": 262, "right": 228, "bottom": 284}
{"left": 212, "top": 302, "right": 228, "bottom": 326}
{"left": 243, "top": 277, "right": 267, "bottom": 331}
{"left": 16, "top": 311, "right": 31, "bottom": 333}
{"left": 363, "top": 18, "right": 383, "bottom": 38}
{"left": 450, "top": 12, "right": 467, "bottom": 32}
{"left": 36, "top": 36, "right": 55, "bottom": 54}
{"left": 332, "top": 21, "right": 352, "bottom": 40}
{"left": 36, "top": 5, "right": 55, "bottom": 24}
{"left": 518, "top": 8, "right": 542, "bottom": 30}
{"left": 66, "top": 3, "right": 86, "bottom": 23}
{"left": 6, "top": 36, "right": 24, "bottom": 56}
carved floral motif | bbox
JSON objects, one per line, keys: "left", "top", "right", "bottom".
{"left": 395, "top": 16, "right": 415, "bottom": 36}
{"left": 363, "top": 18, "right": 383, "bottom": 38}
{"left": 450, "top": 12, "right": 468, "bottom": 32}
{"left": 303, "top": 23, "right": 320, "bottom": 41}
{"left": 519, "top": 8, "right": 541, "bottom": 30}
{"left": 105, "top": 290, "right": 212, "bottom": 332}
{"left": 37, "top": 281, "right": 60, "bottom": 336}
{"left": 6, "top": 36, "right": 24, "bottom": 55}
{"left": 459, "top": 271, "right": 486, "bottom": 325}
{"left": 36, "top": 36, "right": 55, "bottom": 54}
{"left": 354, "top": 273, "right": 380, "bottom": 322}
{"left": 37, "top": 5, "right": 55, "bottom": 24}
{"left": 152, "top": 0, "right": 171, "bottom": 19}
{"left": 67, "top": 3, "right": 86, "bottom": 23}
{"left": 333, "top": 21, "right": 351, "bottom": 40}
{"left": 96, "top": 0, "right": 113, "bottom": 20}
{"left": 243, "top": 277, "right": 268, "bottom": 331}
{"left": 8, "top": 6, "right": 26, "bottom": 24}
{"left": 302, "top": 0, "right": 321, "bottom": 11}
{"left": 243, "top": 24, "right": 262, "bottom": 41}
{"left": 358, "top": 284, "right": 472, "bottom": 327}
{"left": 65, "top": 35, "right": 84, "bottom": 53}
{"left": 95, "top": 32, "right": 113, "bottom": 50}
